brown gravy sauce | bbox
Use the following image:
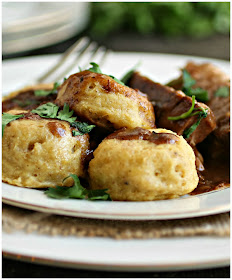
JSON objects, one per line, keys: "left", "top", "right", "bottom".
{"left": 19, "top": 112, "right": 42, "bottom": 121}
{"left": 47, "top": 122, "right": 66, "bottom": 138}
{"left": 191, "top": 157, "right": 230, "bottom": 195}
{"left": 106, "top": 127, "right": 179, "bottom": 144}
{"left": 2, "top": 89, "right": 56, "bottom": 112}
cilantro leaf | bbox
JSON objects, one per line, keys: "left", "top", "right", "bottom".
{"left": 45, "top": 174, "right": 111, "bottom": 201}
{"left": 71, "top": 121, "right": 95, "bottom": 134}
{"left": 2, "top": 113, "right": 24, "bottom": 136}
{"left": 57, "top": 103, "right": 77, "bottom": 123}
{"left": 182, "top": 69, "right": 196, "bottom": 89}
{"left": 182, "top": 69, "right": 209, "bottom": 102}
{"left": 88, "top": 189, "right": 112, "bottom": 201}
{"left": 14, "top": 99, "right": 40, "bottom": 107}
{"left": 87, "top": 62, "right": 102, "bottom": 74}
{"left": 214, "top": 86, "right": 230, "bottom": 97}
{"left": 31, "top": 102, "right": 59, "bottom": 118}
{"left": 34, "top": 82, "right": 60, "bottom": 97}
{"left": 87, "top": 62, "right": 125, "bottom": 85}
{"left": 72, "top": 130, "right": 83, "bottom": 136}
{"left": 168, "top": 95, "right": 196, "bottom": 121}
{"left": 167, "top": 95, "right": 208, "bottom": 138}
{"left": 183, "top": 108, "right": 208, "bottom": 139}
{"left": 109, "top": 75, "right": 125, "bottom": 85}
{"left": 188, "top": 87, "right": 209, "bottom": 102}
{"left": 31, "top": 102, "right": 94, "bottom": 137}
{"left": 121, "top": 62, "right": 141, "bottom": 84}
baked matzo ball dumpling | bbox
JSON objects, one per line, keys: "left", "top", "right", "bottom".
{"left": 2, "top": 110, "right": 90, "bottom": 188}
{"left": 56, "top": 70, "right": 155, "bottom": 130}
{"left": 89, "top": 128, "right": 199, "bottom": 201}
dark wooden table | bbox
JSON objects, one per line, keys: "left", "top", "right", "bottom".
{"left": 2, "top": 32, "right": 230, "bottom": 278}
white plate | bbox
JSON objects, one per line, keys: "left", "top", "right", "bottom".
{"left": 2, "top": 232, "right": 230, "bottom": 271}
{"left": 2, "top": 3, "right": 90, "bottom": 55}
{"left": 2, "top": 53, "right": 230, "bottom": 271}
{"left": 2, "top": 53, "right": 230, "bottom": 221}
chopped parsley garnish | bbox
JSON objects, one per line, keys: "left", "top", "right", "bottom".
{"left": 31, "top": 102, "right": 95, "bottom": 136}
{"left": 45, "top": 174, "right": 111, "bottom": 201}
{"left": 34, "top": 82, "right": 60, "bottom": 97}
{"left": 2, "top": 113, "right": 24, "bottom": 136}
{"left": 168, "top": 95, "right": 196, "bottom": 121}
{"left": 214, "top": 86, "right": 230, "bottom": 97}
{"left": 88, "top": 62, "right": 103, "bottom": 74}
{"left": 182, "top": 69, "right": 209, "bottom": 102}
{"left": 121, "top": 62, "right": 141, "bottom": 85}
{"left": 14, "top": 99, "right": 40, "bottom": 107}
{"left": 182, "top": 69, "right": 196, "bottom": 89}
{"left": 31, "top": 102, "right": 59, "bottom": 118}
{"left": 71, "top": 121, "right": 95, "bottom": 135}
{"left": 183, "top": 107, "right": 208, "bottom": 139}
{"left": 87, "top": 62, "right": 125, "bottom": 85}
{"left": 167, "top": 96, "right": 208, "bottom": 139}
{"left": 57, "top": 103, "right": 77, "bottom": 123}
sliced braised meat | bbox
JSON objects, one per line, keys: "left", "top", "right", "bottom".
{"left": 184, "top": 62, "right": 230, "bottom": 99}
{"left": 169, "top": 62, "right": 230, "bottom": 159}
{"left": 129, "top": 72, "right": 216, "bottom": 146}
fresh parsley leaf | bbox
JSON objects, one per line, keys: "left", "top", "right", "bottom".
{"left": 88, "top": 62, "right": 103, "bottom": 74}
{"left": 168, "top": 95, "right": 196, "bottom": 121}
{"left": 57, "top": 103, "right": 77, "bottom": 123}
{"left": 31, "top": 102, "right": 59, "bottom": 118}
{"left": 182, "top": 69, "right": 209, "bottom": 102}
{"left": 2, "top": 113, "right": 24, "bottom": 136}
{"left": 182, "top": 69, "right": 196, "bottom": 89}
{"left": 214, "top": 86, "right": 230, "bottom": 97}
{"left": 88, "top": 189, "right": 112, "bottom": 201}
{"left": 34, "top": 82, "right": 60, "bottom": 97}
{"left": 87, "top": 62, "right": 125, "bottom": 85}
{"left": 72, "top": 130, "right": 83, "bottom": 136}
{"left": 71, "top": 121, "right": 95, "bottom": 134}
{"left": 121, "top": 62, "right": 141, "bottom": 84}
{"left": 31, "top": 102, "right": 94, "bottom": 136}
{"left": 45, "top": 174, "right": 111, "bottom": 201}
{"left": 14, "top": 99, "right": 40, "bottom": 107}
{"left": 167, "top": 95, "right": 208, "bottom": 138}
{"left": 187, "top": 87, "right": 209, "bottom": 102}
{"left": 109, "top": 75, "right": 125, "bottom": 85}
{"left": 183, "top": 107, "right": 208, "bottom": 139}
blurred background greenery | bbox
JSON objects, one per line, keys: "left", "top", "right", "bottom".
{"left": 89, "top": 2, "right": 230, "bottom": 38}
{"left": 3, "top": 2, "right": 230, "bottom": 60}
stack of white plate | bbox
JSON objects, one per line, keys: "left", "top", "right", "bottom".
{"left": 2, "top": 2, "right": 90, "bottom": 55}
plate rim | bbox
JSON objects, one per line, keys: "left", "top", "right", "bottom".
{"left": 2, "top": 189, "right": 230, "bottom": 220}
{"left": 2, "top": 241, "right": 230, "bottom": 272}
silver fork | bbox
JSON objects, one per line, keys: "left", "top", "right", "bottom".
{"left": 35, "top": 37, "right": 110, "bottom": 84}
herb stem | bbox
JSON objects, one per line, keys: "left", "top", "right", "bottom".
{"left": 168, "top": 95, "right": 196, "bottom": 121}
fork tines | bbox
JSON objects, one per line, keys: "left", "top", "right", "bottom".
{"left": 36, "top": 37, "right": 110, "bottom": 84}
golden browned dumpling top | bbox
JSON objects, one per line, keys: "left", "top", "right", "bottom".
{"left": 89, "top": 127, "right": 199, "bottom": 201}
{"left": 56, "top": 70, "right": 155, "bottom": 130}
{"left": 2, "top": 110, "right": 90, "bottom": 188}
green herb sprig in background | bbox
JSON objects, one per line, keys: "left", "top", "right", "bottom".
{"left": 34, "top": 82, "right": 60, "bottom": 97}
{"left": 182, "top": 70, "right": 209, "bottom": 102}
{"left": 214, "top": 86, "right": 230, "bottom": 97}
